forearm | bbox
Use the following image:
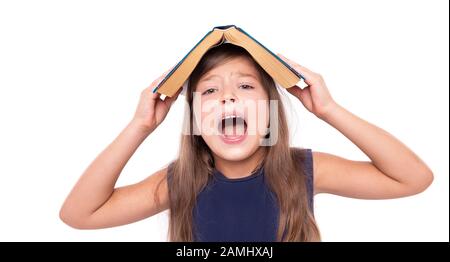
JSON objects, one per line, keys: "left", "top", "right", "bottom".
{"left": 321, "top": 103, "right": 432, "bottom": 185}
{"left": 61, "top": 120, "right": 151, "bottom": 216}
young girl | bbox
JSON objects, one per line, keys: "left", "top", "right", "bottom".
{"left": 60, "top": 44, "right": 433, "bottom": 241}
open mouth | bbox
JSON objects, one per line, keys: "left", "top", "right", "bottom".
{"left": 218, "top": 114, "right": 248, "bottom": 144}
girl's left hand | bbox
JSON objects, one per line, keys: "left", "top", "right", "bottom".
{"left": 278, "top": 54, "right": 338, "bottom": 119}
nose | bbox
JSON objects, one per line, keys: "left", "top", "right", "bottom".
{"left": 220, "top": 87, "right": 237, "bottom": 104}
{"left": 222, "top": 97, "right": 236, "bottom": 104}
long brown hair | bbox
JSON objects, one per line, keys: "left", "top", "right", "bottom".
{"left": 165, "top": 44, "right": 320, "bottom": 241}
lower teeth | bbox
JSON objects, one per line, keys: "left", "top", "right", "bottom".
{"left": 221, "top": 117, "right": 247, "bottom": 136}
{"left": 223, "top": 125, "right": 246, "bottom": 136}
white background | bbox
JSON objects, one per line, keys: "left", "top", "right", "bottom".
{"left": 0, "top": 0, "right": 448, "bottom": 241}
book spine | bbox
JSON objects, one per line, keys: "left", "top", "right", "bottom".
{"left": 236, "top": 27, "right": 305, "bottom": 81}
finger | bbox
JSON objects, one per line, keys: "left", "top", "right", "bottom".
{"left": 286, "top": 85, "right": 302, "bottom": 98}
{"left": 149, "top": 65, "right": 177, "bottom": 91}
{"left": 278, "top": 53, "right": 314, "bottom": 73}
{"left": 277, "top": 53, "right": 319, "bottom": 86}
{"left": 150, "top": 90, "right": 161, "bottom": 100}
{"left": 287, "top": 85, "right": 313, "bottom": 109}
{"left": 298, "top": 87, "right": 313, "bottom": 110}
{"left": 278, "top": 53, "right": 315, "bottom": 76}
{"left": 162, "top": 65, "right": 176, "bottom": 77}
{"left": 149, "top": 78, "right": 165, "bottom": 94}
{"left": 140, "top": 83, "right": 161, "bottom": 100}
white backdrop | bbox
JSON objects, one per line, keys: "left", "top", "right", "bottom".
{"left": 0, "top": 0, "right": 448, "bottom": 241}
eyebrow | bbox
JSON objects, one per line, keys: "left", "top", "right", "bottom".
{"left": 200, "top": 71, "right": 259, "bottom": 82}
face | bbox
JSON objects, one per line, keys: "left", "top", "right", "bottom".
{"left": 193, "top": 56, "right": 270, "bottom": 162}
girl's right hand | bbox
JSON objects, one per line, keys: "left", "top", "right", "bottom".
{"left": 131, "top": 70, "right": 182, "bottom": 134}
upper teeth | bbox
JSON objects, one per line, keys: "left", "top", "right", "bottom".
{"left": 223, "top": 115, "right": 238, "bottom": 120}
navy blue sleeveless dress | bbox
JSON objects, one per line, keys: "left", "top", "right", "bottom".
{"left": 168, "top": 148, "right": 314, "bottom": 242}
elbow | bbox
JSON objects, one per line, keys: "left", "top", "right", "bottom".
{"left": 404, "top": 168, "right": 434, "bottom": 196}
{"left": 59, "top": 206, "right": 92, "bottom": 230}
{"left": 59, "top": 207, "right": 81, "bottom": 229}
{"left": 418, "top": 168, "right": 434, "bottom": 192}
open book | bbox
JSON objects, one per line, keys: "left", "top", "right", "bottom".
{"left": 153, "top": 25, "right": 304, "bottom": 97}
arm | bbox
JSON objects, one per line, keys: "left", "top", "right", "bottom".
{"left": 279, "top": 54, "right": 433, "bottom": 199}
{"left": 313, "top": 104, "right": 433, "bottom": 198}
{"left": 59, "top": 72, "right": 181, "bottom": 229}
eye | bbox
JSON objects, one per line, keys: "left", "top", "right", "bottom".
{"left": 239, "top": 84, "right": 254, "bottom": 90}
{"left": 202, "top": 88, "right": 217, "bottom": 95}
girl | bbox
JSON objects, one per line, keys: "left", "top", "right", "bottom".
{"left": 60, "top": 44, "right": 433, "bottom": 241}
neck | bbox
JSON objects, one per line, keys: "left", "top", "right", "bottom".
{"left": 213, "top": 147, "right": 266, "bottom": 179}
